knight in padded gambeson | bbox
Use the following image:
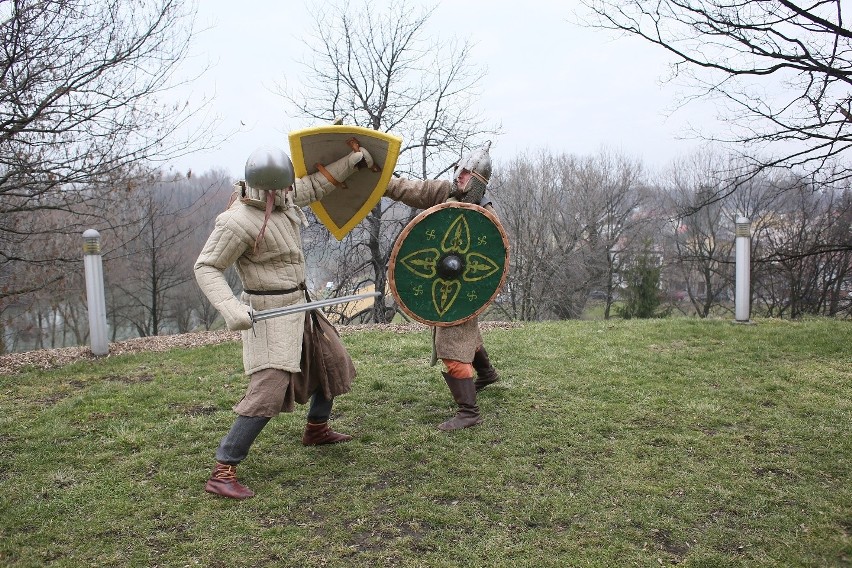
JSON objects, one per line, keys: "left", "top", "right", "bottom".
{"left": 194, "top": 143, "right": 374, "bottom": 499}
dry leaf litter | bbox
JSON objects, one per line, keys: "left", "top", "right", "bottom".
{"left": 0, "top": 321, "right": 522, "bottom": 375}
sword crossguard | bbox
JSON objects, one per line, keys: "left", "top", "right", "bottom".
{"left": 248, "top": 310, "right": 257, "bottom": 337}
{"left": 248, "top": 297, "right": 257, "bottom": 330}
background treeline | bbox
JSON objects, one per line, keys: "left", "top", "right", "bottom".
{"left": 3, "top": 0, "right": 852, "bottom": 353}
{"left": 1, "top": 147, "right": 850, "bottom": 354}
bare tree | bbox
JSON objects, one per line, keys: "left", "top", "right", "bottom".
{"left": 660, "top": 151, "right": 737, "bottom": 317}
{"left": 0, "top": 166, "right": 234, "bottom": 352}
{"left": 657, "top": 150, "right": 852, "bottom": 319}
{"left": 283, "top": 0, "right": 498, "bottom": 322}
{"left": 0, "top": 0, "right": 216, "bottom": 303}
{"left": 496, "top": 149, "right": 649, "bottom": 320}
{"left": 561, "top": 150, "right": 649, "bottom": 318}
{"left": 752, "top": 177, "right": 852, "bottom": 317}
{"left": 0, "top": 206, "right": 91, "bottom": 352}
{"left": 492, "top": 152, "right": 568, "bottom": 321}
{"left": 110, "top": 172, "right": 230, "bottom": 337}
{"left": 582, "top": 0, "right": 852, "bottom": 191}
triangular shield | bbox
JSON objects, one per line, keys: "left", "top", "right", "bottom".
{"left": 289, "top": 125, "right": 401, "bottom": 240}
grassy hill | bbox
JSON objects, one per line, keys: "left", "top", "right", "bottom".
{"left": 1, "top": 318, "right": 850, "bottom": 567}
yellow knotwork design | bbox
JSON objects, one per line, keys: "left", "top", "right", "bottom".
{"left": 432, "top": 279, "right": 461, "bottom": 316}
{"left": 441, "top": 214, "right": 471, "bottom": 253}
{"left": 463, "top": 252, "right": 500, "bottom": 282}
{"left": 400, "top": 248, "right": 439, "bottom": 278}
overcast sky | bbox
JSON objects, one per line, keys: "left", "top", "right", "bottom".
{"left": 167, "top": 0, "right": 721, "bottom": 180}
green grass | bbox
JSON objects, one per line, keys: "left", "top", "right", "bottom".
{"left": 1, "top": 319, "right": 850, "bottom": 567}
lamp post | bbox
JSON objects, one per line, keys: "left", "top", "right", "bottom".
{"left": 734, "top": 216, "right": 752, "bottom": 323}
{"left": 83, "top": 229, "right": 109, "bottom": 356}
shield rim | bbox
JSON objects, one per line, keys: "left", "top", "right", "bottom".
{"left": 288, "top": 125, "right": 402, "bottom": 240}
{"left": 388, "top": 201, "right": 510, "bottom": 327}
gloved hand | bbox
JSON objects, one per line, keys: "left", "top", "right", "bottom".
{"left": 351, "top": 145, "right": 374, "bottom": 170}
{"left": 220, "top": 298, "right": 253, "bottom": 331}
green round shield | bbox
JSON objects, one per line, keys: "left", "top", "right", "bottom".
{"left": 389, "top": 202, "right": 509, "bottom": 326}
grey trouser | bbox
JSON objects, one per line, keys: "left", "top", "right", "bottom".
{"left": 216, "top": 390, "right": 333, "bottom": 464}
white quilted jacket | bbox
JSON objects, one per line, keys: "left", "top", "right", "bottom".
{"left": 195, "top": 156, "right": 359, "bottom": 375}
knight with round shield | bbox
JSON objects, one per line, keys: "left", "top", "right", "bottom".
{"left": 386, "top": 142, "right": 508, "bottom": 431}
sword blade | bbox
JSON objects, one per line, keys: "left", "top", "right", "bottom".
{"left": 250, "top": 291, "right": 381, "bottom": 323}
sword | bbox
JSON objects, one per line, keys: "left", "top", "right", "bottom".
{"left": 248, "top": 291, "right": 381, "bottom": 323}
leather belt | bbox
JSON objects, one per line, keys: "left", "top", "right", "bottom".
{"left": 244, "top": 283, "right": 306, "bottom": 295}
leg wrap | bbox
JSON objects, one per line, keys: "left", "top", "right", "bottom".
{"left": 437, "top": 372, "right": 482, "bottom": 431}
{"left": 215, "top": 415, "right": 270, "bottom": 465}
{"left": 307, "top": 389, "right": 334, "bottom": 423}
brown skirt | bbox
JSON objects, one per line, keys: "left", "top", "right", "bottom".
{"left": 232, "top": 311, "right": 355, "bottom": 417}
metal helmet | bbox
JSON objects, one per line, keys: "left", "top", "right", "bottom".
{"left": 244, "top": 146, "right": 295, "bottom": 192}
{"left": 452, "top": 141, "right": 492, "bottom": 204}
{"left": 454, "top": 141, "right": 493, "bottom": 185}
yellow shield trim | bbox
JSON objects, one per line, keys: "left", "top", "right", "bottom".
{"left": 289, "top": 125, "right": 402, "bottom": 240}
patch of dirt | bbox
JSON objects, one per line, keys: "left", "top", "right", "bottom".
{"left": 650, "top": 528, "right": 690, "bottom": 558}
{"left": 0, "top": 321, "right": 522, "bottom": 374}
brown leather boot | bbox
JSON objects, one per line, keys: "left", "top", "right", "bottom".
{"left": 302, "top": 421, "right": 353, "bottom": 446}
{"left": 473, "top": 346, "right": 500, "bottom": 392}
{"left": 438, "top": 373, "right": 482, "bottom": 431}
{"left": 204, "top": 462, "right": 255, "bottom": 499}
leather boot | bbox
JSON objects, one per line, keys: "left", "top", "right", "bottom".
{"left": 204, "top": 462, "right": 255, "bottom": 499}
{"left": 438, "top": 373, "right": 482, "bottom": 431}
{"left": 302, "top": 421, "right": 353, "bottom": 446}
{"left": 473, "top": 346, "right": 500, "bottom": 392}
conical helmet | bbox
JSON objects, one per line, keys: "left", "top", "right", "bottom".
{"left": 455, "top": 141, "right": 492, "bottom": 184}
